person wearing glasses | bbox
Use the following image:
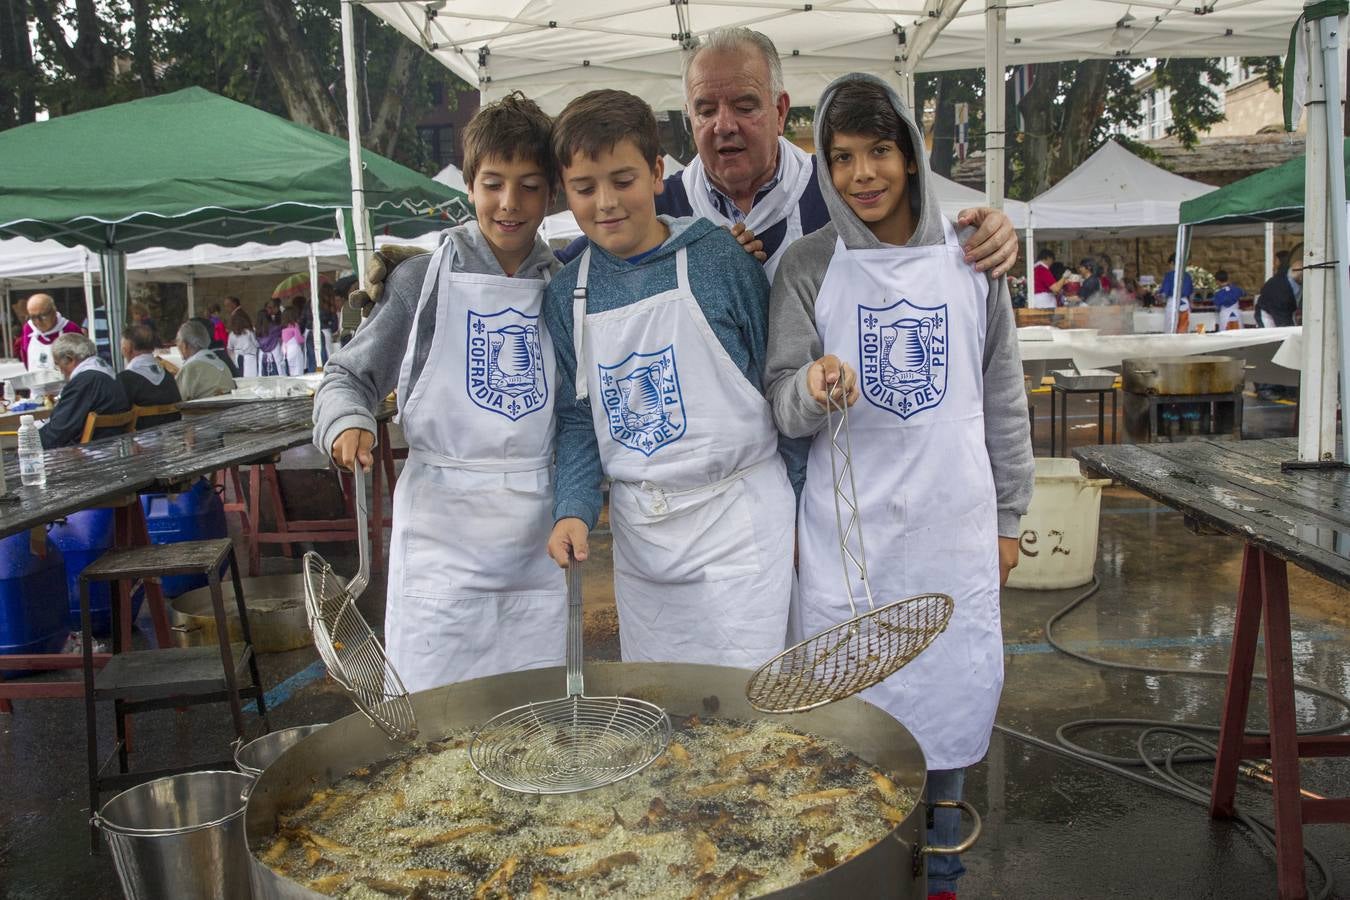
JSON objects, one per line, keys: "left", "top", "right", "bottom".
{"left": 19, "top": 293, "right": 84, "bottom": 373}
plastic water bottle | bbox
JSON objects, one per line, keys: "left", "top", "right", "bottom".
{"left": 18, "top": 414, "right": 46, "bottom": 487}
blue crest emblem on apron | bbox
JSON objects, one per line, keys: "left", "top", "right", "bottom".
{"left": 465, "top": 307, "right": 548, "bottom": 420}
{"left": 858, "top": 299, "right": 947, "bottom": 419}
{"left": 598, "top": 345, "right": 686, "bottom": 456}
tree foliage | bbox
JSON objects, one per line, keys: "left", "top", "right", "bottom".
{"left": 0, "top": 0, "right": 458, "bottom": 171}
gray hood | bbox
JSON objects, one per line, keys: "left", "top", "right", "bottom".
{"left": 813, "top": 72, "right": 945, "bottom": 250}
{"left": 441, "top": 219, "right": 557, "bottom": 280}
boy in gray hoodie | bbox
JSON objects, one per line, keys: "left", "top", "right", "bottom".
{"left": 765, "top": 74, "right": 1034, "bottom": 900}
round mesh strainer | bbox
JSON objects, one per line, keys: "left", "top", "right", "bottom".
{"left": 747, "top": 384, "right": 954, "bottom": 714}
{"left": 303, "top": 464, "right": 417, "bottom": 742}
{"left": 470, "top": 556, "right": 671, "bottom": 794}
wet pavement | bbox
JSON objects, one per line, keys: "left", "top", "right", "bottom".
{"left": 2, "top": 389, "right": 1348, "bottom": 899}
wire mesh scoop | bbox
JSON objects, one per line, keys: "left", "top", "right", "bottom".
{"left": 303, "top": 463, "right": 418, "bottom": 741}
{"left": 746, "top": 382, "right": 955, "bottom": 714}
{"left": 470, "top": 555, "right": 671, "bottom": 794}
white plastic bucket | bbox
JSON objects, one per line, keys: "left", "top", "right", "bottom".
{"left": 1006, "top": 458, "right": 1111, "bottom": 590}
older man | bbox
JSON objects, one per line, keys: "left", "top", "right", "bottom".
{"left": 39, "top": 333, "right": 131, "bottom": 449}
{"left": 19, "top": 293, "right": 84, "bottom": 372}
{"left": 117, "top": 323, "right": 181, "bottom": 428}
{"left": 174, "top": 319, "right": 236, "bottom": 401}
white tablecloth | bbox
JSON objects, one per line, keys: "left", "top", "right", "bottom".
{"left": 1019, "top": 326, "right": 1302, "bottom": 385}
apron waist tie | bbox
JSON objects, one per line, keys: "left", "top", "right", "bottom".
{"left": 618, "top": 455, "right": 777, "bottom": 516}
{"left": 406, "top": 448, "right": 551, "bottom": 474}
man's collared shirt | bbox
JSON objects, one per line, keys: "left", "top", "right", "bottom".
{"left": 706, "top": 151, "right": 785, "bottom": 223}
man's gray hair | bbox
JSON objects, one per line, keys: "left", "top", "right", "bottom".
{"left": 682, "top": 27, "right": 785, "bottom": 98}
{"left": 51, "top": 332, "right": 95, "bottom": 364}
{"left": 177, "top": 320, "right": 211, "bottom": 352}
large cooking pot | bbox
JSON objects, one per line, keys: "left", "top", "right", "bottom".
{"left": 170, "top": 575, "right": 310, "bottom": 654}
{"left": 245, "top": 662, "right": 978, "bottom": 899}
{"left": 1121, "top": 355, "right": 1245, "bottom": 396}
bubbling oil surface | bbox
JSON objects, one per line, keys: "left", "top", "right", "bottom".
{"left": 259, "top": 717, "right": 915, "bottom": 899}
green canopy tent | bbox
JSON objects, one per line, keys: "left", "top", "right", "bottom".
{"left": 1180, "top": 138, "right": 1350, "bottom": 226}
{"left": 0, "top": 86, "right": 469, "bottom": 368}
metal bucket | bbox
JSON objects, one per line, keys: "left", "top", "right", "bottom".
{"left": 235, "top": 725, "right": 327, "bottom": 779}
{"left": 96, "top": 770, "right": 254, "bottom": 900}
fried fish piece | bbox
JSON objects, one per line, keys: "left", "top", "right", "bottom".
{"left": 563, "top": 818, "right": 612, "bottom": 838}
{"left": 404, "top": 869, "right": 466, "bottom": 881}
{"left": 474, "top": 857, "right": 519, "bottom": 899}
{"left": 790, "top": 788, "right": 852, "bottom": 803}
{"left": 306, "top": 873, "right": 348, "bottom": 893}
{"left": 687, "top": 777, "right": 748, "bottom": 798}
{"left": 710, "top": 865, "right": 763, "bottom": 900}
{"left": 548, "top": 851, "right": 640, "bottom": 883}
{"left": 543, "top": 843, "right": 589, "bottom": 857}
{"left": 797, "top": 803, "right": 836, "bottom": 824}
{"left": 528, "top": 878, "right": 551, "bottom": 899}
{"left": 878, "top": 802, "right": 910, "bottom": 825}
{"left": 869, "top": 770, "right": 898, "bottom": 799}
{"left": 297, "top": 828, "right": 351, "bottom": 854}
{"left": 716, "top": 750, "right": 752, "bottom": 774}
{"left": 692, "top": 830, "right": 718, "bottom": 877}
{"left": 260, "top": 836, "right": 289, "bottom": 864}
{"left": 361, "top": 877, "right": 414, "bottom": 896}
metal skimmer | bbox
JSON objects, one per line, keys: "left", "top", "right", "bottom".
{"left": 303, "top": 464, "right": 417, "bottom": 742}
{"left": 470, "top": 555, "right": 671, "bottom": 794}
{"left": 746, "top": 384, "right": 954, "bottom": 714}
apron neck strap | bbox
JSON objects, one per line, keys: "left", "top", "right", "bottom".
{"left": 573, "top": 247, "right": 592, "bottom": 401}
{"left": 674, "top": 246, "right": 689, "bottom": 294}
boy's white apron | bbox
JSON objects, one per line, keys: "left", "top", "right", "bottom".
{"left": 573, "top": 246, "right": 793, "bottom": 667}
{"left": 386, "top": 241, "right": 565, "bottom": 693}
{"left": 796, "top": 220, "right": 1003, "bottom": 771}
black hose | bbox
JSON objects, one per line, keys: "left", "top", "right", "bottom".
{"left": 992, "top": 575, "right": 1350, "bottom": 900}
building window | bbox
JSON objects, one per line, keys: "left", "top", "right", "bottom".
{"left": 429, "top": 80, "right": 446, "bottom": 108}
{"left": 418, "top": 124, "right": 458, "bottom": 168}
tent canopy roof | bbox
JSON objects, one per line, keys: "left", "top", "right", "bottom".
{"left": 1180, "top": 139, "right": 1350, "bottom": 227}
{"left": 0, "top": 87, "right": 468, "bottom": 253}
{"left": 359, "top": 0, "right": 1301, "bottom": 114}
{"left": 1028, "top": 139, "right": 1217, "bottom": 236}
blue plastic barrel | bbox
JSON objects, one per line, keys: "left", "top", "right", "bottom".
{"left": 0, "top": 530, "right": 69, "bottom": 661}
{"left": 140, "top": 479, "right": 228, "bottom": 597}
{"left": 49, "top": 508, "right": 145, "bottom": 636}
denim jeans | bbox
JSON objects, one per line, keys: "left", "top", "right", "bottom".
{"left": 925, "top": 767, "right": 967, "bottom": 894}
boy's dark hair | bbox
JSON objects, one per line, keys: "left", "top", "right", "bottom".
{"left": 1037, "top": 247, "right": 1055, "bottom": 262}
{"left": 1167, "top": 252, "right": 1177, "bottom": 264}
{"left": 552, "top": 89, "right": 661, "bottom": 170}
{"left": 821, "top": 80, "right": 914, "bottom": 162}
{"left": 462, "top": 91, "right": 556, "bottom": 189}
{"left": 125, "top": 323, "right": 157, "bottom": 353}
{"left": 1215, "top": 269, "right": 1229, "bottom": 282}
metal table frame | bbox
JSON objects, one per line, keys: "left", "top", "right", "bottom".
{"left": 1048, "top": 383, "right": 1117, "bottom": 457}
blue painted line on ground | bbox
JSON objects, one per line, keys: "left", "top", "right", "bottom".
{"left": 246, "top": 659, "right": 326, "bottom": 715}
{"left": 1006, "top": 630, "right": 1341, "bottom": 656}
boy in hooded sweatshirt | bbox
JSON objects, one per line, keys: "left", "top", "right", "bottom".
{"left": 544, "top": 89, "right": 797, "bottom": 669}
{"left": 313, "top": 93, "right": 566, "bottom": 693}
{"left": 765, "top": 74, "right": 1034, "bottom": 900}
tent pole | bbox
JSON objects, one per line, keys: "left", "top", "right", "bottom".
{"left": 1318, "top": 10, "right": 1350, "bottom": 462}
{"left": 1264, "top": 221, "right": 1276, "bottom": 281}
{"left": 80, "top": 247, "right": 96, "bottom": 342}
{"left": 99, "top": 241, "right": 127, "bottom": 372}
{"left": 1165, "top": 226, "right": 1186, "bottom": 333}
{"left": 186, "top": 270, "right": 196, "bottom": 318}
{"left": 1, "top": 279, "right": 10, "bottom": 356}
{"left": 1298, "top": 8, "right": 1339, "bottom": 461}
{"left": 341, "top": 0, "right": 371, "bottom": 286}
{"left": 1023, "top": 218, "right": 1034, "bottom": 287}
{"left": 983, "top": 3, "right": 1006, "bottom": 210}
{"left": 309, "top": 244, "right": 323, "bottom": 370}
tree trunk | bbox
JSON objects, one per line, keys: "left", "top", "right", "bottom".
{"left": 368, "top": 39, "right": 423, "bottom": 158}
{"left": 930, "top": 76, "right": 955, "bottom": 178}
{"left": 1017, "top": 62, "right": 1060, "bottom": 197}
{"left": 0, "top": 0, "right": 38, "bottom": 128}
{"left": 1050, "top": 59, "right": 1111, "bottom": 184}
{"left": 130, "top": 0, "right": 156, "bottom": 95}
{"left": 258, "top": 0, "right": 342, "bottom": 135}
{"left": 31, "top": 0, "right": 114, "bottom": 103}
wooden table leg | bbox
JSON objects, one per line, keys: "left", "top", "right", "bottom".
{"left": 1210, "top": 544, "right": 1264, "bottom": 818}
{"left": 248, "top": 463, "right": 263, "bottom": 576}
{"left": 1258, "top": 553, "right": 1309, "bottom": 900}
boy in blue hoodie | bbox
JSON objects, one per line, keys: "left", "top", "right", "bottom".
{"left": 543, "top": 89, "right": 796, "bottom": 669}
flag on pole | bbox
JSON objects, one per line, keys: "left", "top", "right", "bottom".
{"left": 1013, "top": 64, "right": 1036, "bottom": 130}
{"left": 955, "top": 102, "right": 969, "bottom": 161}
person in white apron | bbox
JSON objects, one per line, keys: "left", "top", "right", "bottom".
{"left": 765, "top": 74, "right": 1033, "bottom": 900}
{"left": 313, "top": 93, "right": 565, "bottom": 694}
{"left": 21, "top": 294, "right": 82, "bottom": 373}
{"left": 1029, "top": 249, "right": 1067, "bottom": 309}
{"left": 227, "top": 310, "right": 260, "bottom": 378}
{"left": 544, "top": 89, "right": 797, "bottom": 669}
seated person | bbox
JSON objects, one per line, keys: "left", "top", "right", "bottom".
{"left": 174, "top": 320, "right": 236, "bottom": 401}
{"left": 116, "top": 323, "right": 181, "bottom": 428}
{"left": 40, "top": 332, "right": 132, "bottom": 448}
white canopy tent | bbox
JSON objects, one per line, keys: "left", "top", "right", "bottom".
{"left": 342, "top": 0, "right": 1337, "bottom": 458}
{"left": 433, "top": 162, "right": 467, "bottom": 194}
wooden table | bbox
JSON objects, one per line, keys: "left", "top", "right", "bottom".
{"left": 1075, "top": 438, "right": 1350, "bottom": 900}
